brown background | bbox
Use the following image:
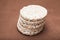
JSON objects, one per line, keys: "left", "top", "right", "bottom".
{"left": 0, "top": 0, "right": 60, "bottom": 40}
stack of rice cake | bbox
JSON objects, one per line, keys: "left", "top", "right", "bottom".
{"left": 17, "top": 5, "right": 47, "bottom": 35}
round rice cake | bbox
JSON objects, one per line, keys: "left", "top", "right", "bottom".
{"left": 20, "top": 5, "right": 47, "bottom": 21}
{"left": 17, "top": 5, "right": 47, "bottom": 35}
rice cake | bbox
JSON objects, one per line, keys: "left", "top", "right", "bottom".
{"left": 17, "top": 5, "right": 47, "bottom": 35}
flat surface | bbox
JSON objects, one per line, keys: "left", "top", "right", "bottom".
{"left": 20, "top": 5, "right": 47, "bottom": 20}
{"left": 0, "top": 0, "right": 60, "bottom": 40}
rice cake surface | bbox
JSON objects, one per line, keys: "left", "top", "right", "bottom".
{"left": 20, "top": 5, "right": 47, "bottom": 20}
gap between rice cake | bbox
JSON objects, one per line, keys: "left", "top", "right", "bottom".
{"left": 20, "top": 16, "right": 45, "bottom": 25}
{"left": 18, "top": 17, "right": 45, "bottom": 29}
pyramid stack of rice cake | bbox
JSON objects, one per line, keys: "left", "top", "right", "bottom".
{"left": 17, "top": 5, "right": 47, "bottom": 36}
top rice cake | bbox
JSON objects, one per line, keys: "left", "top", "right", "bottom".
{"left": 20, "top": 5, "right": 47, "bottom": 21}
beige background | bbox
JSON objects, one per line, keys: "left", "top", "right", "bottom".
{"left": 0, "top": 0, "right": 60, "bottom": 40}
